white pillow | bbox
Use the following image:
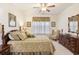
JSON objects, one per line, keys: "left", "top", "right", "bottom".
{"left": 8, "top": 34, "right": 14, "bottom": 40}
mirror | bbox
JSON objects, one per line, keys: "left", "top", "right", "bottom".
{"left": 69, "top": 21, "right": 78, "bottom": 32}
{"left": 68, "top": 16, "right": 78, "bottom": 33}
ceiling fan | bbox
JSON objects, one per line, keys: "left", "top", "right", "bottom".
{"left": 33, "top": 3, "right": 55, "bottom": 12}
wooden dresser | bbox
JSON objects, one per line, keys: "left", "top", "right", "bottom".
{"left": 59, "top": 34, "right": 79, "bottom": 55}
{"left": 0, "top": 45, "right": 10, "bottom": 55}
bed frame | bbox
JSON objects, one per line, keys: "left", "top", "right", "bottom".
{"left": 0, "top": 24, "right": 4, "bottom": 45}
{"left": 3, "top": 29, "right": 19, "bottom": 45}
{"left": 2, "top": 25, "right": 4, "bottom": 40}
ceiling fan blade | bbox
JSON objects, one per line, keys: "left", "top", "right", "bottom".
{"left": 48, "top": 5, "right": 55, "bottom": 7}
{"left": 46, "top": 9, "right": 50, "bottom": 12}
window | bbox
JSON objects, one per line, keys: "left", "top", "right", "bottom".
{"left": 32, "top": 21, "right": 50, "bottom": 35}
{"left": 32, "top": 17, "right": 50, "bottom": 35}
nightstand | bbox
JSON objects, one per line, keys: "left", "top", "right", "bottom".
{"left": 0, "top": 45, "right": 10, "bottom": 55}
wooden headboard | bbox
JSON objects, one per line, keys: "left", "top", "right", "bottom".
{"left": 0, "top": 23, "right": 4, "bottom": 45}
{"left": 3, "top": 29, "right": 18, "bottom": 45}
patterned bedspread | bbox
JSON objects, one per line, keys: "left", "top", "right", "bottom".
{"left": 8, "top": 38, "right": 55, "bottom": 55}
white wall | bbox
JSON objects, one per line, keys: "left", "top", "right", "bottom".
{"left": 24, "top": 15, "right": 58, "bottom": 34}
{"left": 57, "top": 4, "right": 79, "bottom": 34}
{"left": 22, "top": 7, "right": 58, "bottom": 34}
{"left": 0, "top": 4, "right": 24, "bottom": 45}
{"left": 0, "top": 4, "right": 24, "bottom": 33}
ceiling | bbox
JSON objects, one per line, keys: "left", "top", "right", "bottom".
{"left": 11, "top": 3, "right": 73, "bottom": 15}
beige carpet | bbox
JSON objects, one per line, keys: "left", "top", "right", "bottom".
{"left": 52, "top": 41, "right": 73, "bottom": 55}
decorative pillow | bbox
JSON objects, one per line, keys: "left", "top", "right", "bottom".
{"left": 21, "top": 32, "right": 27, "bottom": 39}
{"left": 10, "top": 32, "right": 20, "bottom": 41}
{"left": 25, "top": 32, "right": 35, "bottom": 38}
{"left": 17, "top": 32, "right": 27, "bottom": 40}
{"left": 17, "top": 34, "right": 22, "bottom": 40}
{"left": 25, "top": 32, "right": 28, "bottom": 36}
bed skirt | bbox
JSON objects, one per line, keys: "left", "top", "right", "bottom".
{"left": 10, "top": 52, "right": 53, "bottom": 55}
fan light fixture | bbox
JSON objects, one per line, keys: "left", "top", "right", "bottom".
{"left": 41, "top": 7, "right": 46, "bottom": 11}
{"left": 41, "top": 3, "right": 47, "bottom": 11}
{"left": 33, "top": 3, "right": 55, "bottom": 12}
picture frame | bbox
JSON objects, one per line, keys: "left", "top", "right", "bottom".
{"left": 27, "top": 22, "right": 31, "bottom": 27}
{"left": 8, "top": 13, "right": 16, "bottom": 27}
{"left": 51, "top": 22, "right": 56, "bottom": 27}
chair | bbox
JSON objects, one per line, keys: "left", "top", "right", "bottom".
{"left": 50, "top": 29, "right": 60, "bottom": 41}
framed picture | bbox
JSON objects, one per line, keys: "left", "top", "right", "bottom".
{"left": 27, "top": 22, "right": 31, "bottom": 27}
{"left": 8, "top": 13, "right": 16, "bottom": 27}
{"left": 51, "top": 22, "right": 56, "bottom": 27}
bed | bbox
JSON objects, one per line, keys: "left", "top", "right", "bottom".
{"left": 7, "top": 31, "right": 55, "bottom": 55}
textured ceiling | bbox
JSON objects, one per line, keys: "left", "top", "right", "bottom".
{"left": 0, "top": 3, "right": 73, "bottom": 15}
{"left": 12, "top": 3, "right": 73, "bottom": 15}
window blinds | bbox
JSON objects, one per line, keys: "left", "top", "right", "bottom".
{"left": 32, "top": 17, "right": 50, "bottom": 35}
